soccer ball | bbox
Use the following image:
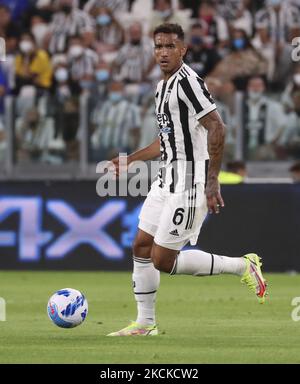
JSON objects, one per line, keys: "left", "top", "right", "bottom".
{"left": 47, "top": 288, "right": 88, "bottom": 328}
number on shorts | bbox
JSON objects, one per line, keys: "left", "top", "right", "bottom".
{"left": 172, "top": 208, "right": 185, "bottom": 226}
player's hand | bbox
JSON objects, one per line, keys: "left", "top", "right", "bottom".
{"left": 205, "top": 179, "right": 225, "bottom": 214}
{"left": 109, "top": 155, "right": 130, "bottom": 178}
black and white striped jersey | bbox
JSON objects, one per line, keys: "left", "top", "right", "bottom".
{"left": 91, "top": 99, "right": 141, "bottom": 150}
{"left": 49, "top": 9, "right": 95, "bottom": 54}
{"left": 69, "top": 49, "right": 99, "bottom": 80}
{"left": 83, "top": 0, "right": 129, "bottom": 14}
{"left": 114, "top": 38, "right": 154, "bottom": 83}
{"left": 155, "top": 62, "right": 216, "bottom": 193}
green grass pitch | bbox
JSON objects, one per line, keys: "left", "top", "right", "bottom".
{"left": 0, "top": 271, "right": 300, "bottom": 364}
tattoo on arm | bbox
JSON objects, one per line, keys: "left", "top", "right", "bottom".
{"left": 200, "top": 110, "right": 225, "bottom": 182}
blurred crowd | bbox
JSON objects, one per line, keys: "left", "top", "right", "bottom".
{"left": 0, "top": 0, "right": 300, "bottom": 167}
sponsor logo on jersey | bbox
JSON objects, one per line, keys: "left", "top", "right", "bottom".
{"left": 157, "top": 113, "right": 170, "bottom": 126}
{"left": 157, "top": 113, "right": 171, "bottom": 134}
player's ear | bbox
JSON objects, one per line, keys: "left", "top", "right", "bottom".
{"left": 181, "top": 42, "right": 187, "bottom": 57}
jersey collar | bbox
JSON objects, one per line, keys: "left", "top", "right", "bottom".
{"left": 164, "top": 62, "right": 185, "bottom": 84}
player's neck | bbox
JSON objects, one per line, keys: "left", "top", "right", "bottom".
{"left": 163, "top": 62, "right": 183, "bottom": 82}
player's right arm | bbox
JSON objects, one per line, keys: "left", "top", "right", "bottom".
{"left": 111, "top": 138, "right": 160, "bottom": 177}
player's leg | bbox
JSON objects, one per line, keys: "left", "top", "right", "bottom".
{"left": 152, "top": 183, "right": 245, "bottom": 275}
{"left": 107, "top": 228, "right": 159, "bottom": 336}
{"left": 151, "top": 243, "right": 245, "bottom": 276}
{"left": 107, "top": 181, "right": 163, "bottom": 336}
{"left": 132, "top": 229, "right": 160, "bottom": 327}
{"left": 152, "top": 183, "right": 267, "bottom": 302}
{"left": 151, "top": 243, "right": 267, "bottom": 303}
{"left": 173, "top": 249, "right": 267, "bottom": 303}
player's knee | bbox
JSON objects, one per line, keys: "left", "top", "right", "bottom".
{"left": 152, "top": 254, "right": 165, "bottom": 272}
{"left": 132, "top": 240, "right": 152, "bottom": 259}
{"left": 151, "top": 251, "right": 170, "bottom": 273}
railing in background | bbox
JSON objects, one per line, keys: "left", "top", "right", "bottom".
{"left": 0, "top": 92, "right": 298, "bottom": 180}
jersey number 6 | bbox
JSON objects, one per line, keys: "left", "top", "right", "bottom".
{"left": 172, "top": 208, "right": 185, "bottom": 226}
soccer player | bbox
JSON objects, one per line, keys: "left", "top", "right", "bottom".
{"left": 107, "top": 23, "right": 267, "bottom": 336}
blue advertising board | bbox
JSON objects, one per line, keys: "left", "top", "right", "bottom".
{"left": 0, "top": 181, "right": 299, "bottom": 271}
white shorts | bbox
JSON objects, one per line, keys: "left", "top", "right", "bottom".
{"left": 138, "top": 179, "right": 208, "bottom": 251}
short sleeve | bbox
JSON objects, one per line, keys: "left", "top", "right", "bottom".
{"left": 178, "top": 75, "right": 217, "bottom": 120}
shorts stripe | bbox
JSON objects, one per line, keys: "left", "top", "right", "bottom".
{"left": 190, "top": 186, "right": 197, "bottom": 229}
{"left": 210, "top": 254, "right": 214, "bottom": 275}
{"left": 189, "top": 187, "right": 194, "bottom": 229}
{"left": 185, "top": 189, "right": 192, "bottom": 230}
{"left": 186, "top": 186, "right": 197, "bottom": 229}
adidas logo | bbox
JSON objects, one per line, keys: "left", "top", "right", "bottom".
{"left": 169, "top": 229, "right": 179, "bottom": 236}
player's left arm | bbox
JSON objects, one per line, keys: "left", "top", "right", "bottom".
{"left": 199, "top": 110, "right": 226, "bottom": 214}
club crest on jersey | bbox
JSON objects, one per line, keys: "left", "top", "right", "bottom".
{"left": 164, "top": 89, "right": 171, "bottom": 103}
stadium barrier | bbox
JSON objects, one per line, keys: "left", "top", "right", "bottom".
{"left": 0, "top": 181, "right": 299, "bottom": 272}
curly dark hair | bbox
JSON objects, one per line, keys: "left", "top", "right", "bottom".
{"left": 153, "top": 23, "right": 185, "bottom": 41}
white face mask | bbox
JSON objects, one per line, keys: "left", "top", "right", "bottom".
{"left": 20, "top": 40, "right": 34, "bottom": 53}
{"left": 68, "top": 45, "right": 83, "bottom": 58}
{"left": 248, "top": 90, "right": 263, "bottom": 101}
{"left": 31, "top": 24, "right": 49, "bottom": 46}
{"left": 294, "top": 74, "right": 300, "bottom": 86}
{"left": 159, "top": 9, "right": 172, "bottom": 19}
{"left": 55, "top": 67, "right": 69, "bottom": 82}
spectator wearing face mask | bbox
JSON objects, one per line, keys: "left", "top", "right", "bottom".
{"left": 281, "top": 64, "right": 300, "bottom": 113}
{"left": 45, "top": 0, "right": 95, "bottom": 54}
{"left": 149, "top": 0, "right": 186, "bottom": 33}
{"left": 93, "top": 60, "right": 111, "bottom": 101}
{"left": 90, "top": 80, "right": 141, "bottom": 161}
{"left": 112, "top": 22, "right": 155, "bottom": 84}
{"left": 210, "top": 28, "right": 268, "bottom": 90}
{"left": 30, "top": 14, "right": 50, "bottom": 48}
{"left": 15, "top": 32, "right": 53, "bottom": 95}
{"left": 51, "top": 59, "right": 80, "bottom": 103}
{"left": 67, "top": 35, "right": 98, "bottom": 94}
{"left": 47, "top": 54, "right": 80, "bottom": 161}
{"left": 93, "top": 6, "right": 124, "bottom": 56}
{"left": 185, "top": 22, "right": 221, "bottom": 78}
{"left": 242, "top": 75, "right": 286, "bottom": 161}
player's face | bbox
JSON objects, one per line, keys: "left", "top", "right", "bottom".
{"left": 154, "top": 33, "right": 187, "bottom": 76}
